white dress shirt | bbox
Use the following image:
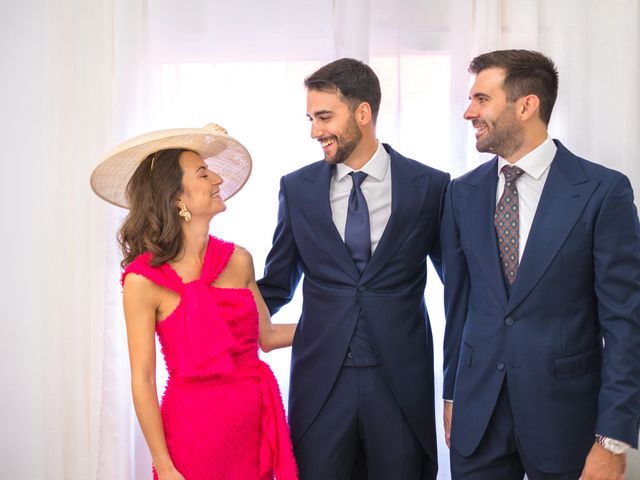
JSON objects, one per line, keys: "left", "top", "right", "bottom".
{"left": 496, "top": 136, "right": 557, "bottom": 261}
{"left": 330, "top": 142, "right": 392, "bottom": 255}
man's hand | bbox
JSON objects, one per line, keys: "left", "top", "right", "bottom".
{"left": 580, "top": 442, "right": 626, "bottom": 480}
{"left": 443, "top": 401, "right": 453, "bottom": 449}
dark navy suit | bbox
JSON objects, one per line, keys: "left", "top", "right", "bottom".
{"left": 442, "top": 140, "right": 640, "bottom": 476}
{"left": 258, "top": 144, "right": 449, "bottom": 479}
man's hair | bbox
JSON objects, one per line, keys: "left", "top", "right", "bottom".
{"left": 305, "top": 58, "right": 382, "bottom": 123}
{"left": 469, "top": 49, "right": 559, "bottom": 125}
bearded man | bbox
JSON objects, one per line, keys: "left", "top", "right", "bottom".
{"left": 258, "top": 58, "right": 450, "bottom": 480}
{"left": 442, "top": 49, "right": 640, "bottom": 480}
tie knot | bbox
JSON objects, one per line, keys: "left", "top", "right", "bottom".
{"left": 501, "top": 165, "right": 525, "bottom": 183}
{"left": 350, "top": 171, "right": 368, "bottom": 188}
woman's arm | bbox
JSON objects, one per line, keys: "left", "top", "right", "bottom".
{"left": 233, "top": 246, "right": 297, "bottom": 352}
{"left": 123, "top": 273, "right": 184, "bottom": 480}
{"left": 251, "top": 277, "right": 297, "bottom": 352}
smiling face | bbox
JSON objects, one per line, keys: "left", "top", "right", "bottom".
{"left": 177, "top": 150, "right": 225, "bottom": 219}
{"left": 464, "top": 67, "right": 525, "bottom": 159}
{"left": 306, "top": 88, "right": 363, "bottom": 165}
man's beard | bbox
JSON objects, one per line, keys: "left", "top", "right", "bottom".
{"left": 475, "top": 104, "right": 524, "bottom": 159}
{"left": 326, "top": 118, "right": 362, "bottom": 164}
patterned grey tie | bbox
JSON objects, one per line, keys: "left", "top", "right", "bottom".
{"left": 494, "top": 165, "right": 525, "bottom": 285}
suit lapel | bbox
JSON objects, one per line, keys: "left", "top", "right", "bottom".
{"left": 506, "top": 142, "right": 599, "bottom": 313}
{"left": 459, "top": 159, "right": 509, "bottom": 305}
{"left": 298, "top": 161, "right": 360, "bottom": 281}
{"left": 360, "top": 146, "right": 426, "bottom": 283}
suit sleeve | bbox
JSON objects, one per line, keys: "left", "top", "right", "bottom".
{"left": 441, "top": 179, "right": 471, "bottom": 401}
{"left": 593, "top": 173, "right": 640, "bottom": 447}
{"left": 429, "top": 172, "right": 451, "bottom": 282}
{"left": 257, "top": 176, "right": 304, "bottom": 315}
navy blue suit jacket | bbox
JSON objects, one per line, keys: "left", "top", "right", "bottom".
{"left": 442, "top": 140, "right": 640, "bottom": 473}
{"left": 258, "top": 144, "right": 450, "bottom": 465}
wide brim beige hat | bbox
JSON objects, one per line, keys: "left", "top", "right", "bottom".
{"left": 90, "top": 123, "right": 252, "bottom": 208}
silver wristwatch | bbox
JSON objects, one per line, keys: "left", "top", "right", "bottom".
{"left": 595, "top": 435, "right": 630, "bottom": 455}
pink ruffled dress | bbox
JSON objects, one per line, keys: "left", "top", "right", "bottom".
{"left": 122, "top": 236, "right": 297, "bottom": 480}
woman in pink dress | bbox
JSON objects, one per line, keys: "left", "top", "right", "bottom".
{"left": 90, "top": 124, "right": 298, "bottom": 480}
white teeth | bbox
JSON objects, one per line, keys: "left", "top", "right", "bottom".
{"left": 320, "top": 139, "right": 335, "bottom": 148}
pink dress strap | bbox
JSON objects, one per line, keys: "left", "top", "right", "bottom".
{"left": 201, "top": 236, "right": 235, "bottom": 285}
{"left": 121, "top": 252, "right": 183, "bottom": 293}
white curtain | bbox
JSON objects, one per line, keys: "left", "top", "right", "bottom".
{"left": 2, "top": 1, "right": 639, "bottom": 478}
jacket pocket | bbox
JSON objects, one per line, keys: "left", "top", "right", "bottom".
{"left": 554, "top": 348, "right": 601, "bottom": 380}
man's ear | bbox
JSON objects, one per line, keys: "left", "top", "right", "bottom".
{"left": 518, "top": 94, "right": 541, "bottom": 122}
{"left": 355, "top": 101, "right": 373, "bottom": 126}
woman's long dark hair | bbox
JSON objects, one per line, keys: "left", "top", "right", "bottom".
{"left": 118, "top": 148, "right": 193, "bottom": 268}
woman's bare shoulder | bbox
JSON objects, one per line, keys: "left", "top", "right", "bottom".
{"left": 224, "top": 244, "right": 255, "bottom": 283}
{"left": 123, "top": 272, "right": 163, "bottom": 303}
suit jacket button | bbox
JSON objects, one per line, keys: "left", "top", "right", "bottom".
{"left": 504, "top": 317, "right": 514, "bottom": 326}
{"left": 347, "top": 352, "right": 354, "bottom": 358}
{"left": 358, "top": 286, "right": 366, "bottom": 292}
{"left": 497, "top": 363, "right": 505, "bottom": 371}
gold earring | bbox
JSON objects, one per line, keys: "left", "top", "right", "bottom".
{"left": 178, "top": 200, "right": 192, "bottom": 222}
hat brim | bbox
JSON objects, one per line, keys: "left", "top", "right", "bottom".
{"left": 90, "top": 124, "right": 252, "bottom": 209}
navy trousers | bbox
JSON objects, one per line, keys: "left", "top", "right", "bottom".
{"left": 294, "top": 365, "right": 431, "bottom": 480}
{"left": 450, "top": 383, "right": 582, "bottom": 480}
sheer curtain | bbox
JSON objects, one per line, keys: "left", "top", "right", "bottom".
{"left": 2, "top": 1, "right": 638, "bottom": 478}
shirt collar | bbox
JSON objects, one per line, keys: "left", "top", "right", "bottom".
{"left": 497, "top": 135, "right": 557, "bottom": 180}
{"left": 335, "top": 141, "right": 389, "bottom": 182}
